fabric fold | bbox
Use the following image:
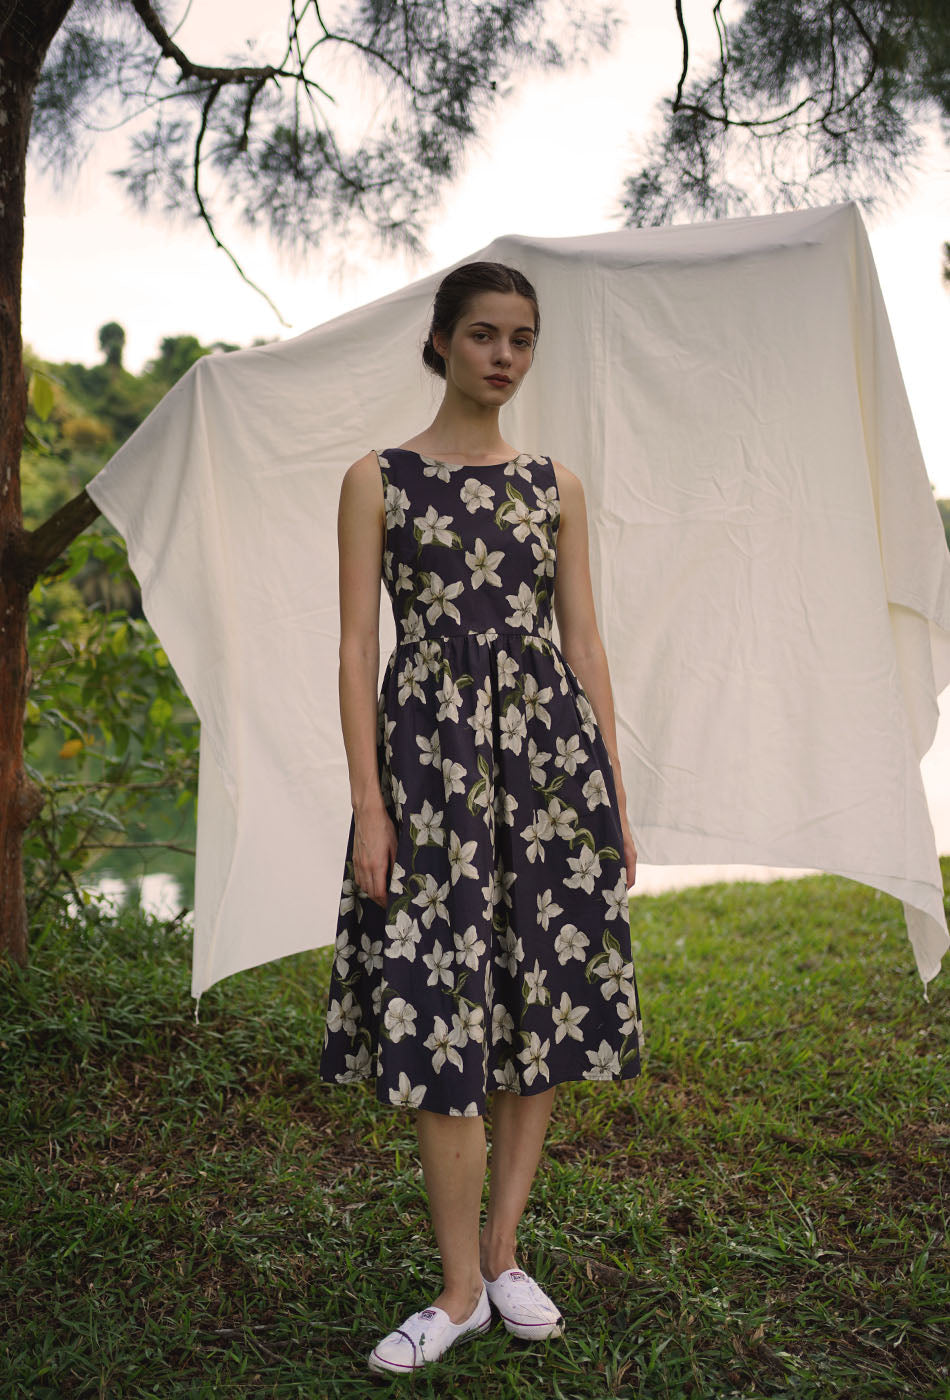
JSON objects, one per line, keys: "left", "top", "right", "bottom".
{"left": 84, "top": 200, "right": 950, "bottom": 1003}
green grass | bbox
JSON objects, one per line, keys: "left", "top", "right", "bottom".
{"left": 2, "top": 865, "right": 948, "bottom": 1399}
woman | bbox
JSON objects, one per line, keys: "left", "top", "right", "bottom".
{"left": 318, "top": 261, "right": 644, "bottom": 1375}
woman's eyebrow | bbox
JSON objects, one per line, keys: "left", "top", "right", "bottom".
{"left": 467, "top": 320, "right": 535, "bottom": 334}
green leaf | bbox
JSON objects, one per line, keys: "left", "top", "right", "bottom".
{"left": 148, "top": 696, "right": 173, "bottom": 729}
{"left": 29, "top": 370, "right": 55, "bottom": 422}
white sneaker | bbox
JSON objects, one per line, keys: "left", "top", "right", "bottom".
{"left": 367, "top": 1285, "right": 492, "bottom": 1374}
{"left": 481, "top": 1267, "right": 565, "bottom": 1340}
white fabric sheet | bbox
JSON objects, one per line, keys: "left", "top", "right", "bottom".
{"left": 84, "top": 200, "right": 950, "bottom": 1008}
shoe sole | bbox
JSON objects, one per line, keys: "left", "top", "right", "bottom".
{"left": 367, "top": 1315, "right": 492, "bottom": 1374}
{"left": 497, "top": 1310, "right": 565, "bottom": 1341}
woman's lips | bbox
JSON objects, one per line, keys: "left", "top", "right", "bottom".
{"left": 486, "top": 376, "right": 511, "bottom": 385}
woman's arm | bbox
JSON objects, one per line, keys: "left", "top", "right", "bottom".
{"left": 551, "top": 461, "right": 637, "bottom": 881}
{"left": 337, "top": 451, "right": 396, "bottom": 905}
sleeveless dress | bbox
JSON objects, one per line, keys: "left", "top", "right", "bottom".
{"left": 318, "top": 447, "right": 644, "bottom": 1116}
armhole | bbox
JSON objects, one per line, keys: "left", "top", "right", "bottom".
{"left": 372, "top": 449, "right": 387, "bottom": 562}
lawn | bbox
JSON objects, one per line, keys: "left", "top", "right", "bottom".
{"left": 2, "top": 864, "right": 948, "bottom": 1398}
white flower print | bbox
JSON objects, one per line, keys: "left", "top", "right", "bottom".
{"left": 447, "top": 830, "right": 479, "bottom": 884}
{"left": 385, "top": 909, "right": 422, "bottom": 961}
{"left": 499, "top": 703, "right": 528, "bottom": 755}
{"left": 492, "top": 1002, "right": 514, "bottom": 1045}
{"left": 397, "top": 656, "right": 425, "bottom": 705}
{"left": 357, "top": 931, "right": 384, "bottom": 974}
{"left": 419, "top": 455, "right": 458, "bottom": 483}
{"left": 394, "top": 560, "right": 414, "bottom": 594}
{"left": 410, "top": 798, "right": 444, "bottom": 847}
{"left": 494, "top": 786, "right": 519, "bottom": 827}
{"left": 524, "top": 959, "right": 550, "bottom": 1005}
{"left": 417, "top": 729, "right": 442, "bottom": 767}
{"left": 442, "top": 756, "right": 467, "bottom": 800}
{"left": 452, "top": 1002, "right": 485, "bottom": 1048}
{"left": 389, "top": 1072, "right": 427, "bottom": 1108}
{"left": 505, "top": 581, "right": 538, "bottom": 631}
{"left": 555, "top": 733, "right": 588, "bottom": 774}
{"left": 449, "top": 1101, "right": 482, "bottom": 1117}
{"left": 391, "top": 776, "right": 407, "bottom": 822}
{"left": 381, "top": 714, "right": 397, "bottom": 768}
{"left": 583, "top": 768, "right": 610, "bottom": 810}
{"left": 415, "top": 503, "right": 455, "bottom": 545}
{"left": 575, "top": 689, "right": 598, "bottom": 740}
{"left": 522, "top": 672, "right": 554, "bottom": 727}
{"left": 466, "top": 537, "right": 505, "bottom": 588}
{"left": 565, "top": 843, "right": 602, "bottom": 892}
{"left": 505, "top": 496, "right": 548, "bottom": 543}
{"left": 604, "top": 873, "right": 629, "bottom": 920}
{"left": 545, "top": 795, "right": 577, "bottom": 840}
{"left": 617, "top": 989, "right": 640, "bottom": 1037}
{"left": 493, "top": 1059, "right": 520, "bottom": 1092}
{"left": 468, "top": 694, "right": 493, "bottom": 746}
{"left": 521, "top": 807, "right": 555, "bottom": 863}
{"left": 425, "top": 1015, "right": 464, "bottom": 1072}
{"left": 333, "top": 928, "right": 357, "bottom": 978}
{"left": 455, "top": 923, "right": 487, "bottom": 968}
{"left": 537, "top": 888, "right": 564, "bottom": 930}
{"left": 489, "top": 862, "right": 517, "bottom": 911}
{"left": 552, "top": 992, "right": 590, "bottom": 1043}
{"left": 413, "top": 872, "right": 451, "bottom": 928}
{"left": 531, "top": 533, "right": 556, "bottom": 578}
{"left": 436, "top": 671, "right": 464, "bottom": 722}
{"left": 400, "top": 607, "right": 426, "bottom": 643}
{"left": 338, "top": 876, "right": 358, "bottom": 917}
{"left": 389, "top": 860, "right": 406, "bottom": 895}
{"left": 595, "top": 947, "right": 637, "bottom": 1000}
{"left": 384, "top": 997, "right": 418, "bottom": 1042}
{"left": 384, "top": 482, "right": 411, "bottom": 529}
{"left": 420, "top": 571, "right": 464, "bottom": 626}
{"left": 418, "top": 639, "right": 445, "bottom": 675}
{"left": 527, "top": 737, "right": 551, "bottom": 786}
{"left": 422, "top": 938, "right": 455, "bottom": 989}
{"left": 496, "top": 650, "right": 520, "bottom": 689}
{"left": 326, "top": 991, "right": 360, "bottom": 1036}
{"left": 341, "top": 1043, "right": 373, "bottom": 1080}
{"left": 583, "top": 1040, "right": 621, "bottom": 1080}
{"left": 518, "top": 1031, "right": 551, "bottom": 1086}
{"left": 495, "top": 923, "right": 524, "bottom": 976}
{"left": 460, "top": 477, "right": 495, "bottom": 512}
{"left": 554, "top": 922, "right": 589, "bottom": 963}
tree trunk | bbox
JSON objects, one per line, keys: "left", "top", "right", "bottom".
{"left": 0, "top": 1, "right": 75, "bottom": 966}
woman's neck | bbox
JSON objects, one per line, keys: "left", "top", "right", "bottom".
{"left": 416, "top": 394, "right": 514, "bottom": 461}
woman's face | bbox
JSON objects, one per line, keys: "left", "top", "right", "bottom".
{"left": 434, "top": 290, "right": 537, "bottom": 406}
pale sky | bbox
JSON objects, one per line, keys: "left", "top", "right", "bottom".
{"left": 23, "top": 0, "right": 950, "bottom": 492}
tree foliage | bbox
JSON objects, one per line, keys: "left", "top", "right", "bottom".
{"left": 621, "top": 0, "right": 950, "bottom": 226}
{"left": 30, "top": 0, "right": 616, "bottom": 308}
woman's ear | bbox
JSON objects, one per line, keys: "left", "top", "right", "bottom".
{"left": 433, "top": 329, "right": 449, "bottom": 363}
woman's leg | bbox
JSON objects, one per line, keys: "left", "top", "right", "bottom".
{"left": 479, "top": 1086, "right": 556, "bottom": 1280}
{"left": 414, "top": 1108, "right": 488, "bottom": 1323}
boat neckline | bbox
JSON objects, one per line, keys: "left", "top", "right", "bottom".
{"left": 390, "top": 446, "right": 528, "bottom": 470}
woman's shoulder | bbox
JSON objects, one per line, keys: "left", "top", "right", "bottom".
{"left": 548, "top": 457, "right": 583, "bottom": 495}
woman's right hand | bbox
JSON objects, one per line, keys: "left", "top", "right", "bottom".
{"left": 352, "top": 801, "right": 398, "bottom": 909}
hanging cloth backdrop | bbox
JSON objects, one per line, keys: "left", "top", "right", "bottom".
{"left": 85, "top": 201, "right": 950, "bottom": 1010}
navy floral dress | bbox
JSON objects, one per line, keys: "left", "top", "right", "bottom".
{"left": 318, "top": 448, "right": 644, "bottom": 1116}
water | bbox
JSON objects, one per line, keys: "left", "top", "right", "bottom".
{"left": 78, "top": 687, "right": 950, "bottom": 917}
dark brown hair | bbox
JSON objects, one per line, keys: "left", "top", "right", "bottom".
{"left": 422, "top": 261, "right": 541, "bottom": 379}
